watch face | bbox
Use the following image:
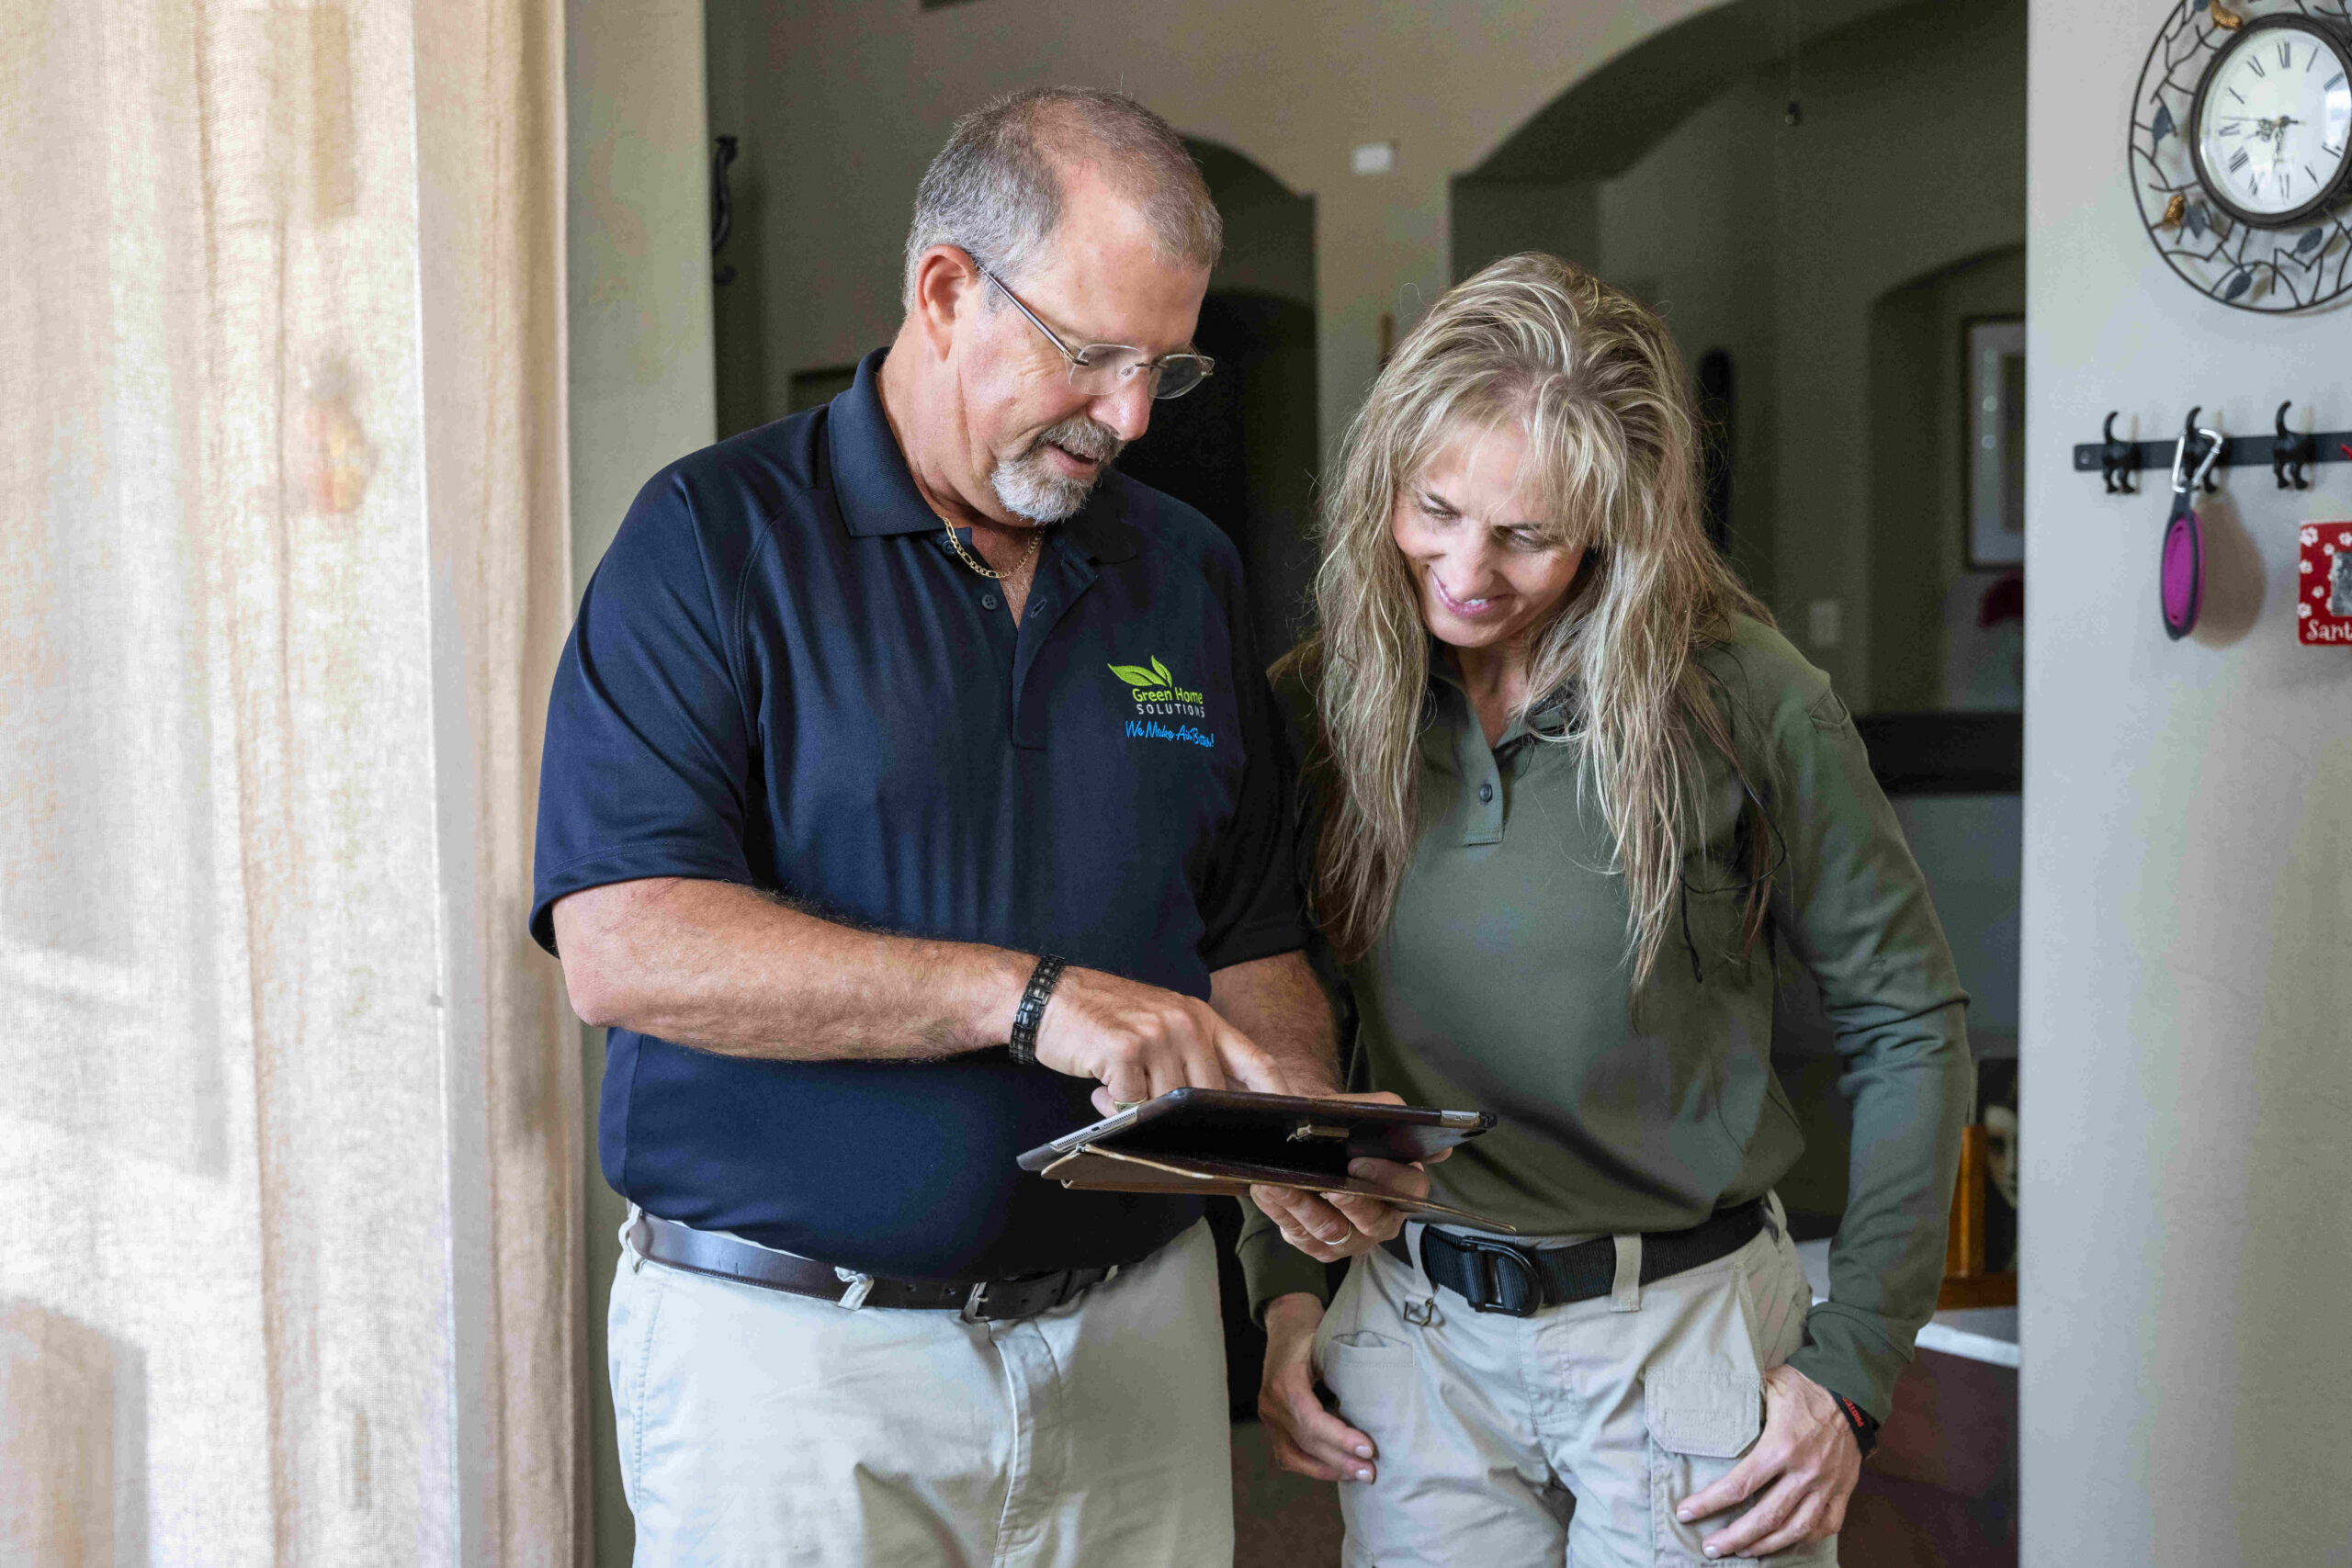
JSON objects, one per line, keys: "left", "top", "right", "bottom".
{"left": 2194, "top": 19, "right": 2352, "bottom": 223}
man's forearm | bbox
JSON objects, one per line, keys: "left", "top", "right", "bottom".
{"left": 554, "top": 876, "right": 1028, "bottom": 1061}
{"left": 1210, "top": 951, "right": 1340, "bottom": 1093}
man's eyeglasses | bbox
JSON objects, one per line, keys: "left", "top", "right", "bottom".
{"left": 980, "top": 265, "right": 1214, "bottom": 401}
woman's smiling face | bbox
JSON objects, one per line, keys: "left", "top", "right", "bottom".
{"left": 1389, "top": 420, "right": 1585, "bottom": 654}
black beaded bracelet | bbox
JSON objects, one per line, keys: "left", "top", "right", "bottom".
{"left": 1008, "top": 953, "right": 1067, "bottom": 1066}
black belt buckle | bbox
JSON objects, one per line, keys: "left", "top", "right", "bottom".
{"left": 1450, "top": 1234, "right": 1542, "bottom": 1316}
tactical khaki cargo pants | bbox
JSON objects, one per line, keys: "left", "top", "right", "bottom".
{"left": 1315, "top": 1204, "right": 1837, "bottom": 1567}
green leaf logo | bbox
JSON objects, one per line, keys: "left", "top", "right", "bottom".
{"left": 1149, "top": 657, "right": 1172, "bottom": 686}
{"left": 1108, "top": 663, "right": 1162, "bottom": 687}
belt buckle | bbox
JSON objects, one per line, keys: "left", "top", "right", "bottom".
{"left": 962, "top": 1266, "right": 1095, "bottom": 1324}
{"left": 1452, "top": 1235, "right": 1541, "bottom": 1317}
{"left": 962, "top": 1275, "right": 1058, "bottom": 1323}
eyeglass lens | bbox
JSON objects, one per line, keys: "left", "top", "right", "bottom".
{"left": 1068, "top": 352, "right": 1210, "bottom": 400}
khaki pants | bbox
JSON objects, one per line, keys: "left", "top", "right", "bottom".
{"left": 611, "top": 1217, "right": 1232, "bottom": 1567}
{"left": 1315, "top": 1204, "right": 1835, "bottom": 1568}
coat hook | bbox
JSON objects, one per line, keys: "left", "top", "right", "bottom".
{"left": 2272, "top": 400, "right": 2313, "bottom": 491}
{"left": 2100, "top": 412, "right": 2136, "bottom": 494}
{"left": 2180, "top": 407, "right": 2222, "bottom": 492}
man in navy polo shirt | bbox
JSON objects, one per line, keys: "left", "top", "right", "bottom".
{"left": 532, "top": 88, "right": 1415, "bottom": 1565}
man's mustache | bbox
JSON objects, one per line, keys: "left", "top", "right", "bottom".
{"left": 1026, "top": 415, "right": 1124, "bottom": 466}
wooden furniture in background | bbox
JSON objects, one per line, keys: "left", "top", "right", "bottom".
{"left": 1843, "top": 1346, "right": 2018, "bottom": 1566}
{"left": 1938, "top": 1122, "right": 2018, "bottom": 1310}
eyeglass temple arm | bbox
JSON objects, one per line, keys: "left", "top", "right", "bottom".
{"left": 978, "top": 266, "right": 1085, "bottom": 367}
{"left": 981, "top": 265, "right": 1215, "bottom": 379}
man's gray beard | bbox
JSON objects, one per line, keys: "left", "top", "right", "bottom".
{"left": 989, "top": 416, "right": 1125, "bottom": 524}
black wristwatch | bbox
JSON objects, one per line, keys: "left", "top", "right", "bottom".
{"left": 1007, "top": 953, "right": 1067, "bottom": 1066}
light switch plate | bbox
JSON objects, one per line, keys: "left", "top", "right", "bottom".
{"left": 1807, "top": 599, "right": 1844, "bottom": 649}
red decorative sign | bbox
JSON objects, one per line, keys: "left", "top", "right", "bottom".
{"left": 2300, "top": 523, "right": 2352, "bottom": 646}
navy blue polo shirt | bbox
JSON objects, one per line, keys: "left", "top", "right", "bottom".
{"left": 531, "top": 350, "right": 1305, "bottom": 1280}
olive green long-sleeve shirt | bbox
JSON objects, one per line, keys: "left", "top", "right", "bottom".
{"left": 1235, "top": 616, "right": 1973, "bottom": 1422}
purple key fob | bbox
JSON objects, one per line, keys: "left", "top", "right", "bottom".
{"left": 2161, "top": 493, "right": 2203, "bottom": 641}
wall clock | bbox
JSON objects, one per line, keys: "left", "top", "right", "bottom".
{"left": 2132, "top": 0, "right": 2352, "bottom": 310}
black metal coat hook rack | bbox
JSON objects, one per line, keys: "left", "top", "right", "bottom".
{"left": 2075, "top": 403, "right": 2349, "bottom": 493}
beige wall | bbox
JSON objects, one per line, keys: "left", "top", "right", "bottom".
{"left": 1597, "top": 1, "right": 2026, "bottom": 703}
{"left": 1763, "top": 2, "right": 2026, "bottom": 704}
{"left": 2022, "top": 1, "right": 2352, "bottom": 1562}
{"left": 1868, "top": 247, "right": 2027, "bottom": 711}
{"left": 700, "top": 0, "right": 1729, "bottom": 450}
{"left": 565, "top": 4, "right": 716, "bottom": 1563}
{"left": 569, "top": 0, "right": 717, "bottom": 588}
{"left": 1457, "top": 0, "right": 2026, "bottom": 703}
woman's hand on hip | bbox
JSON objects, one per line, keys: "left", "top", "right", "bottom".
{"left": 1258, "top": 1293, "right": 1380, "bottom": 1483}
{"left": 1677, "top": 1362, "right": 1860, "bottom": 1558}
{"left": 1249, "top": 1093, "right": 1445, "bottom": 1260}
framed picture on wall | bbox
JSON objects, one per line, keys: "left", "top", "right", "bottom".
{"left": 1964, "top": 316, "right": 2025, "bottom": 569}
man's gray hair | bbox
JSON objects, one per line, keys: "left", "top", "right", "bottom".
{"left": 902, "top": 87, "right": 1222, "bottom": 311}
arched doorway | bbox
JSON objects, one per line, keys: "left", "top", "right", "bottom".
{"left": 1116, "top": 140, "right": 1319, "bottom": 662}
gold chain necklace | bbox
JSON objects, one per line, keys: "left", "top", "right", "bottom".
{"left": 940, "top": 516, "right": 1042, "bottom": 581}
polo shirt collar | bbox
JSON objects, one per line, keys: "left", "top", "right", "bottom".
{"left": 826, "top": 348, "right": 1142, "bottom": 565}
{"left": 1426, "top": 643, "right": 1575, "bottom": 750}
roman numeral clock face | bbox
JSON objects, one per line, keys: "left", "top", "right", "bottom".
{"left": 2194, "top": 17, "right": 2352, "bottom": 221}
{"left": 2133, "top": 4, "right": 2352, "bottom": 311}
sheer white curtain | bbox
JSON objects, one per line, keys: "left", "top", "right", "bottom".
{"left": 0, "top": 3, "right": 580, "bottom": 1562}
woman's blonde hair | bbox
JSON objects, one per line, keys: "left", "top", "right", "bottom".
{"left": 1286, "top": 253, "right": 1771, "bottom": 985}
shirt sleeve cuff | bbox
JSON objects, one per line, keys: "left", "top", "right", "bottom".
{"left": 1234, "top": 1193, "right": 1334, "bottom": 1322}
{"left": 530, "top": 842, "right": 756, "bottom": 954}
{"left": 1200, "top": 919, "right": 1309, "bottom": 976}
{"left": 1785, "top": 1303, "right": 1908, "bottom": 1426}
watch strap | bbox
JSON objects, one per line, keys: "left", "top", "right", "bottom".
{"left": 1008, "top": 953, "right": 1067, "bottom": 1066}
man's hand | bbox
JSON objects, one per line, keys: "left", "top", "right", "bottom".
{"left": 1249, "top": 1092, "right": 1444, "bottom": 1259}
{"left": 1034, "top": 964, "right": 1295, "bottom": 1111}
{"left": 1258, "top": 1293, "right": 1379, "bottom": 1483}
{"left": 1676, "top": 1362, "right": 1860, "bottom": 1558}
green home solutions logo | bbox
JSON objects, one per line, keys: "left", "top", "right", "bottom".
{"left": 1109, "top": 656, "right": 1214, "bottom": 749}
{"left": 1108, "top": 657, "right": 1206, "bottom": 718}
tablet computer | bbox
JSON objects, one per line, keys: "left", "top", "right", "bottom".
{"left": 1016, "top": 1088, "right": 1515, "bottom": 1233}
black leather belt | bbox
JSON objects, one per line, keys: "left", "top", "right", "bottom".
{"left": 1382, "top": 1199, "right": 1768, "bottom": 1317}
{"left": 628, "top": 1212, "right": 1124, "bottom": 1322}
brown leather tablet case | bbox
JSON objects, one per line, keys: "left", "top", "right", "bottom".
{"left": 1016, "top": 1088, "right": 1517, "bottom": 1233}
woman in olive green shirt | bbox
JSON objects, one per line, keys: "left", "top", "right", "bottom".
{"left": 1240, "top": 254, "right": 1972, "bottom": 1565}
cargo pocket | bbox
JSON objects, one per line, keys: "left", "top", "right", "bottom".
{"left": 1646, "top": 1368, "right": 1766, "bottom": 1565}
{"left": 1317, "top": 1325, "right": 1415, "bottom": 1438}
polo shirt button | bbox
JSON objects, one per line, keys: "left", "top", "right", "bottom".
{"left": 981, "top": 593, "right": 999, "bottom": 610}
{"left": 1478, "top": 781, "right": 1495, "bottom": 803}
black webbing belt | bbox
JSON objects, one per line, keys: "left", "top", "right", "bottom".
{"left": 1381, "top": 1199, "right": 1768, "bottom": 1317}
